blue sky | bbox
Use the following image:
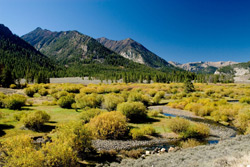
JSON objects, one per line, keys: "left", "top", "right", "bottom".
{"left": 1, "top": 0, "right": 250, "bottom": 63}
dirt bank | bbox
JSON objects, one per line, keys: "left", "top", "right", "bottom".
{"left": 108, "top": 134, "right": 250, "bottom": 167}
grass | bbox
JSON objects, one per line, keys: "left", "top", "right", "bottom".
{"left": 129, "top": 114, "right": 172, "bottom": 134}
{"left": 0, "top": 105, "right": 81, "bottom": 140}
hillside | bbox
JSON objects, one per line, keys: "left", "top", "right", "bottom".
{"left": 0, "top": 24, "right": 56, "bottom": 82}
{"left": 216, "top": 61, "right": 250, "bottom": 83}
{"left": 169, "top": 61, "right": 238, "bottom": 74}
{"left": 97, "top": 37, "right": 174, "bottom": 69}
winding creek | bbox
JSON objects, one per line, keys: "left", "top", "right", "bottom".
{"left": 93, "top": 105, "right": 238, "bottom": 151}
{"left": 148, "top": 105, "right": 237, "bottom": 144}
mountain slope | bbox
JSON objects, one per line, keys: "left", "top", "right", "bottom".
{"left": 0, "top": 24, "right": 56, "bottom": 79}
{"left": 216, "top": 61, "right": 250, "bottom": 83}
{"left": 22, "top": 28, "right": 179, "bottom": 80}
{"left": 22, "top": 28, "right": 146, "bottom": 68}
{"left": 169, "top": 61, "right": 238, "bottom": 74}
{"left": 97, "top": 37, "right": 173, "bottom": 69}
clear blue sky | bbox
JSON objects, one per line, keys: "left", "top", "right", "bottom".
{"left": 1, "top": 0, "right": 250, "bottom": 63}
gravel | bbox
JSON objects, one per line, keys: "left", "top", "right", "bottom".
{"left": 108, "top": 134, "right": 250, "bottom": 167}
{"left": 92, "top": 139, "right": 176, "bottom": 151}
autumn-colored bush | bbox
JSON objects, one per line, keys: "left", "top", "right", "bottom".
{"left": 98, "top": 149, "right": 118, "bottom": 161}
{"left": 167, "top": 117, "right": 209, "bottom": 139}
{"left": 54, "top": 121, "right": 93, "bottom": 153}
{"left": 22, "top": 110, "right": 50, "bottom": 130}
{"left": 64, "top": 86, "right": 80, "bottom": 93}
{"left": 88, "top": 111, "right": 128, "bottom": 139}
{"left": 79, "top": 108, "right": 107, "bottom": 123}
{"left": 120, "top": 149, "right": 145, "bottom": 159}
{"left": 117, "top": 102, "right": 147, "bottom": 122}
{"left": 127, "top": 91, "right": 150, "bottom": 106}
{"left": 233, "top": 109, "right": 250, "bottom": 133}
{"left": 1, "top": 135, "right": 45, "bottom": 167}
{"left": 38, "top": 88, "right": 48, "bottom": 96}
{"left": 184, "top": 103, "right": 203, "bottom": 115}
{"left": 1, "top": 122, "right": 91, "bottom": 167}
{"left": 205, "top": 89, "right": 215, "bottom": 96}
{"left": 152, "top": 91, "right": 165, "bottom": 104}
{"left": 180, "top": 138, "right": 202, "bottom": 148}
{"left": 75, "top": 93, "right": 103, "bottom": 109}
{"left": 53, "top": 90, "right": 69, "bottom": 100}
{"left": 58, "top": 94, "right": 75, "bottom": 108}
{"left": 13, "top": 112, "right": 27, "bottom": 121}
{"left": 148, "top": 110, "right": 161, "bottom": 117}
{"left": 130, "top": 126, "right": 156, "bottom": 139}
{"left": 3, "top": 94, "right": 27, "bottom": 110}
{"left": 167, "top": 117, "right": 190, "bottom": 133}
{"left": 102, "top": 94, "right": 124, "bottom": 111}
{"left": 9, "top": 84, "right": 17, "bottom": 89}
{"left": 147, "top": 89, "right": 157, "bottom": 97}
{"left": 24, "top": 87, "right": 36, "bottom": 97}
{"left": 41, "top": 140, "right": 78, "bottom": 167}
{"left": 80, "top": 87, "right": 97, "bottom": 94}
{"left": 0, "top": 92, "right": 6, "bottom": 108}
{"left": 181, "top": 123, "right": 210, "bottom": 139}
{"left": 239, "top": 97, "right": 250, "bottom": 104}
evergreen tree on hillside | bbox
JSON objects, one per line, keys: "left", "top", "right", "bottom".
{"left": 1, "top": 67, "right": 14, "bottom": 87}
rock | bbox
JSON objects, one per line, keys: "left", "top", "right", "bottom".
{"left": 141, "top": 154, "right": 146, "bottom": 159}
{"left": 146, "top": 151, "right": 151, "bottom": 155}
{"left": 168, "top": 147, "right": 175, "bottom": 152}
{"left": 161, "top": 148, "right": 166, "bottom": 153}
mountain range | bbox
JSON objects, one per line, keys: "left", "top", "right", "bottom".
{"left": 169, "top": 61, "right": 238, "bottom": 74}
{"left": 97, "top": 37, "right": 172, "bottom": 69}
{"left": 0, "top": 24, "right": 56, "bottom": 80}
{"left": 1, "top": 23, "right": 247, "bottom": 84}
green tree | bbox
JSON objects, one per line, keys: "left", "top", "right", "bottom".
{"left": 184, "top": 78, "right": 195, "bottom": 93}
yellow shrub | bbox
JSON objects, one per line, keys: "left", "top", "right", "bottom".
{"left": 130, "top": 126, "right": 156, "bottom": 139}
{"left": 3, "top": 94, "right": 27, "bottom": 110}
{"left": 80, "top": 87, "right": 97, "bottom": 94}
{"left": 75, "top": 93, "right": 102, "bottom": 109}
{"left": 117, "top": 102, "right": 147, "bottom": 123}
{"left": 1, "top": 135, "right": 45, "bottom": 167}
{"left": 88, "top": 111, "right": 128, "bottom": 139}
{"left": 54, "top": 121, "right": 93, "bottom": 153}
{"left": 127, "top": 91, "right": 150, "bottom": 106}
{"left": 42, "top": 140, "right": 78, "bottom": 167}
{"left": 79, "top": 108, "right": 107, "bottom": 123}
{"left": 102, "top": 94, "right": 124, "bottom": 111}
{"left": 181, "top": 139, "right": 202, "bottom": 148}
{"left": 167, "top": 117, "right": 190, "bottom": 133}
{"left": 233, "top": 109, "right": 250, "bottom": 133}
{"left": 22, "top": 110, "right": 50, "bottom": 131}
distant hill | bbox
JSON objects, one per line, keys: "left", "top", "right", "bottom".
{"left": 0, "top": 24, "right": 56, "bottom": 82}
{"left": 169, "top": 61, "right": 238, "bottom": 74}
{"left": 216, "top": 61, "right": 250, "bottom": 83}
{"left": 97, "top": 37, "right": 174, "bottom": 69}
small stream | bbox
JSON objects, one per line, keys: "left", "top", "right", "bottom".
{"left": 140, "top": 105, "right": 238, "bottom": 151}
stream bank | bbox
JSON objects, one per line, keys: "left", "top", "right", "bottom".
{"left": 107, "top": 134, "right": 250, "bottom": 167}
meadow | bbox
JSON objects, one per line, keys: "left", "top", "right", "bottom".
{"left": 0, "top": 82, "right": 250, "bottom": 166}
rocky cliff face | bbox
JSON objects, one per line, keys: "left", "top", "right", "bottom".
{"left": 215, "top": 61, "right": 250, "bottom": 83}
{"left": 97, "top": 37, "right": 172, "bottom": 68}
